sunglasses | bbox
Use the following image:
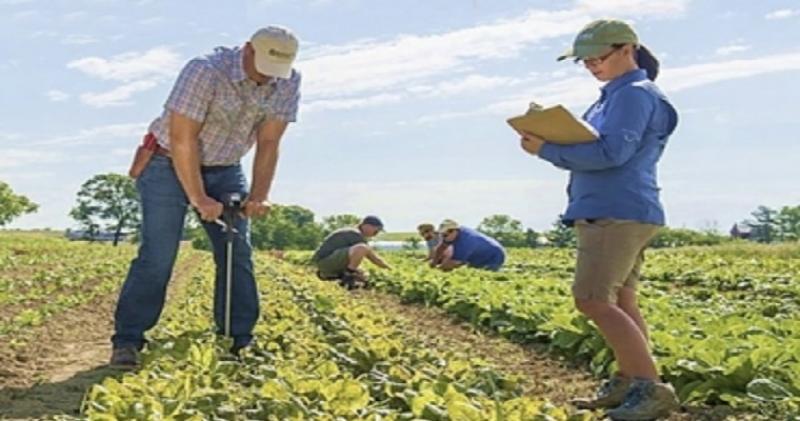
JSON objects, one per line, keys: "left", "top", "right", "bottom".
{"left": 576, "top": 44, "right": 624, "bottom": 66}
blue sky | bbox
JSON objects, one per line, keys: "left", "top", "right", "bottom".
{"left": 1, "top": 0, "right": 799, "bottom": 232}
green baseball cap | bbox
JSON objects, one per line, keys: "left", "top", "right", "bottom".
{"left": 557, "top": 19, "right": 638, "bottom": 61}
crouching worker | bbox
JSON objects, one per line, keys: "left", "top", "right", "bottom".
{"left": 432, "top": 219, "right": 505, "bottom": 271}
{"left": 311, "top": 215, "right": 391, "bottom": 289}
{"left": 417, "top": 223, "right": 440, "bottom": 262}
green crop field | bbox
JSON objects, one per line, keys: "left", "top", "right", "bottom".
{"left": 1, "top": 232, "right": 799, "bottom": 419}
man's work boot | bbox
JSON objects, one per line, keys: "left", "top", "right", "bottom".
{"left": 339, "top": 270, "right": 357, "bottom": 290}
{"left": 109, "top": 346, "right": 139, "bottom": 369}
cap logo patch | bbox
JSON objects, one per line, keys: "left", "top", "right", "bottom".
{"left": 268, "top": 48, "right": 294, "bottom": 59}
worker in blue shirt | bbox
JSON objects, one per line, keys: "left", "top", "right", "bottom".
{"left": 433, "top": 219, "right": 505, "bottom": 271}
{"left": 517, "top": 20, "right": 679, "bottom": 420}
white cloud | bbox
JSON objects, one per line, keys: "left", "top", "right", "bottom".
{"left": 298, "top": 10, "right": 584, "bottom": 100}
{"left": 661, "top": 52, "right": 800, "bottom": 92}
{"left": 415, "top": 51, "right": 800, "bottom": 124}
{"left": 765, "top": 9, "right": 800, "bottom": 20}
{"left": 12, "top": 9, "right": 38, "bottom": 19}
{"left": 31, "top": 30, "right": 57, "bottom": 38}
{"left": 296, "top": 1, "right": 689, "bottom": 111}
{"left": 46, "top": 89, "right": 69, "bottom": 102}
{"left": 61, "top": 34, "right": 100, "bottom": 45}
{"left": 0, "top": 149, "right": 63, "bottom": 169}
{"left": 67, "top": 46, "right": 182, "bottom": 82}
{"left": 0, "top": 0, "right": 35, "bottom": 5}
{"left": 304, "top": 93, "right": 405, "bottom": 113}
{"left": 138, "top": 16, "right": 165, "bottom": 25}
{"left": 489, "top": 76, "right": 598, "bottom": 113}
{"left": 0, "top": 59, "right": 20, "bottom": 71}
{"left": 574, "top": 0, "right": 689, "bottom": 16}
{"left": 62, "top": 11, "right": 87, "bottom": 21}
{"left": 413, "top": 110, "right": 487, "bottom": 125}
{"left": 0, "top": 132, "right": 22, "bottom": 142}
{"left": 33, "top": 122, "right": 148, "bottom": 146}
{"left": 714, "top": 43, "right": 751, "bottom": 56}
{"left": 98, "top": 14, "right": 118, "bottom": 23}
{"left": 68, "top": 46, "right": 183, "bottom": 108}
{"left": 0, "top": 123, "right": 144, "bottom": 175}
{"left": 409, "top": 75, "right": 520, "bottom": 97}
{"left": 79, "top": 80, "right": 158, "bottom": 107}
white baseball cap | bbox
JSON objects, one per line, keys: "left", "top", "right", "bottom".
{"left": 250, "top": 26, "right": 298, "bottom": 79}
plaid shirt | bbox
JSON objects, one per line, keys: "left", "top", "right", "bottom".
{"left": 148, "top": 46, "right": 301, "bottom": 165}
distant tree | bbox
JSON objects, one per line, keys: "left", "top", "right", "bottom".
{"left": 747, "top": 206, "right": 779, "bottom": 243}
{"left": 188, "top": 205, "right": 325, "bottom": 252}
{"left": 0, "top": 181, "right": 38, "bottom": 227}
{"left": 650, "top": 227, "right": 729, "bottom": 248}
{"left": 477, "top": 214, "right": 527, "bottom": 247}
{"left": 69, "top": 173, "right": 138, "bottom": 246}
{"left": 251, "top": 205, "right": 324, "bottom": 250}
{"left": 546, "top": 215, "right": 576, "bottom": 248}
{"left": 321, "top": 214, "right": 361, "bottom": 236}
{"left": 403, "top": 236, "right": 421, "bottom": 251}
{"left": 775, "top": 205, "right": 800, "bottom": 242}
{"left": 524, "top": 228, "right": 542, "bottom": 248}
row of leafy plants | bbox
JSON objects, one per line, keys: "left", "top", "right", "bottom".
{"left": 0, "top": 233, "right": 136, "bottom": 337}
{"left": 282, "top": 246, "right": 800, "bottom": 417}
{"left": 505, "top": 246, "right": 800, "bottom": 302}
{"left": 83, "top": 255, "right": 586, "bottom": 420}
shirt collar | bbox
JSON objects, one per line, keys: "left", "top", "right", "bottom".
{"left": 601, "top": 68, "right": 647, "bottom": 98}
{"left": 231, "top": 47, "right": 247, "bottom": 83}
{"left": 232, "top": 47, "right": 279, "bottom": 91}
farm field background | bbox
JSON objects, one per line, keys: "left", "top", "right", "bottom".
{"left": 1, "top": 232, "right": 798, "bottom": 419}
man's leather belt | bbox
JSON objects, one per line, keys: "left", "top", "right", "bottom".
{"left": 154, "top": 144, "right": 171, "bottom": 157}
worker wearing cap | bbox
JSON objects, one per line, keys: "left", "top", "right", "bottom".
{"left": 433, "top": 219, "right": 505, "bottom": 271}
{"left": 517, "top": 19, "right": 679, "bottom": 419}
{"left": 111, "top": 26, "right": 302, "bottom": 367}
{"left": 416, "top": 223, "right": 440, "bottom": 262}
{"left": 311, "top": 216, "right": 391, "bottom": 287}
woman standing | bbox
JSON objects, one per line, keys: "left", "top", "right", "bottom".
{"left": 519, "top": 20, "right": 679, "bottom": 420}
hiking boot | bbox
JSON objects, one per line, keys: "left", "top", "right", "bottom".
{"left": 607, "top": 379, "right": 679, "bottom": 420}
{"left": 572, "top": 373, "right": 631, "bottom": 409}
{"left": 109, "top": 346, "right": 139, "bottom": 369}
{"left": 339, "top": 269, "right": 361, "bottom": 290}
{"left": 351, "top": 270, "right": 369, "bottom": 289}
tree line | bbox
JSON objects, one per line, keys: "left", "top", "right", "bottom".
{"left": 1, "top": 174, "right": 799, "bottom": 250}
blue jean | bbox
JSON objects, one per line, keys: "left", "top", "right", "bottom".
{"left": 112, "top": 155, "right": 259, "bottom": 350}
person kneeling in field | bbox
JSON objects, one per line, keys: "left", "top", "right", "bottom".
{"left": 432, "top": 219, "right": 505, "bottom": 271}
{"left": 417, "top": 223, "right": 441, "bottom": 262}
{"left": 311, "top": 215, "right": 391, "bottom": 289}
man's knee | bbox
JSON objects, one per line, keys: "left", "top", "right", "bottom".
{"left": 349, "top": 243, "right": 370, "bottom": 256}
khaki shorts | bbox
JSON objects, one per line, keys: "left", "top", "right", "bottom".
{"left": 315, "top": 247, "right": 351, "bottom": 278}
{"left": 573, "top": 219, "right": 660, "bottom": 303}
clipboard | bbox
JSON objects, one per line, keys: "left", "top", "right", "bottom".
{"left": 507, "top": 103, "right": 598, "bottom": 144}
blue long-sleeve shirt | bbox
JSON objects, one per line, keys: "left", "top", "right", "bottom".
{"left": 538, "top": 69, "right": 678, "bottom": 225}
{"left": 449, "top": 227, "right": 506, "bottom": 270}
